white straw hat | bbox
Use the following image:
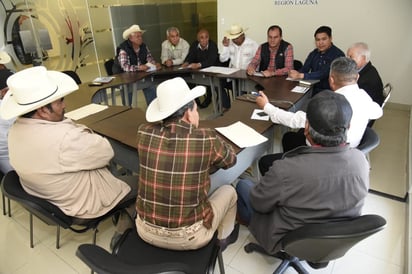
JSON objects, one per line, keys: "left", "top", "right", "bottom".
{"left": 0, "top": 66, "right": 78, "bottom": 120}
{"left": 225, "top": 24, "right": 248, "bottom": 39}
{"left": 122, "top": 24, "right": 146, "bottom": 40}
{"left": 145, "top": 77, "right": 205, "bottom": 122}
{"left": 0, "top": 51, "right": 11, "bottom": 64}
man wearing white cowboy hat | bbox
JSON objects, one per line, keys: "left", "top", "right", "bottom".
{"left": 0, "top": 51, "right": 14, "bottom": 174}
{"left": 220, "top": 24, "right": 258, "bottom": 70}
{"left": 247, "top": 25, "right": 294, "bottom": 77}
{"left": 219, "top": 24, "right": 259, "bottom": 110}
{"left": 113, "top": 24, "right": 161, "bottom": 105}
{"left": 1, "top": 66, "right": 138, "bottom": 245}
{"left": 136, "top": 77, "right": 239, "bottom": 251}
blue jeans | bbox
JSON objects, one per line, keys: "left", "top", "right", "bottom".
{"left": 235, "top": 179, "right": 255, "bottom": 224}
{"left": 143, "top": 86, "right": 157, "bottom": 105}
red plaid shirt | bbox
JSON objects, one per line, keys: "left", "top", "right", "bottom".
{"left": 136, "top": 119, "right": 236, "bottom": 228}
{"left": 248, "top": 43, "right": 294, "bottom": 76}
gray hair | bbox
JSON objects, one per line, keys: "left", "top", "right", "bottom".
{"left": 330, "top": 57, "right": 358, "bottom": 84}
{"left": 349, "top": 42, "right": 371, "bottom": 62}
{"left": 308, "top": 124, "right": 347, "bottom": 147}
{"left": 166, "top": 27, "right": 180, "bottom": 37}
{"left": 164, "top": 100, "right": 194, "bottom": 121}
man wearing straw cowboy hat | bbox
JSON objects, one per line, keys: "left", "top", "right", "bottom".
{"left": 113, "top": 24, "right": 161, "bottom": 105}
{"left": 219, "top": 24, "right": 259, "bottom": 110}
{"left": 136, "top": 77, "right": 239, "bottom": 251}
{"left": 247, "top": 25, "right": 294, "bottom": 77}
{"left": 0, "top": 66, "right": 138, "bottom": 245}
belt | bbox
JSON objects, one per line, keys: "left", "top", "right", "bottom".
{"left": 139, "top": 217, "right": 204, "bottom": 238}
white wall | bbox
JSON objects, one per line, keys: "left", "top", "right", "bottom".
{"left": 218, "top": 0, "right": 412, "bottom": 105}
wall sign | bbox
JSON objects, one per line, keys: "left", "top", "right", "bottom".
{"left": 274, "top": 0, "right": 318, "bottom": 5}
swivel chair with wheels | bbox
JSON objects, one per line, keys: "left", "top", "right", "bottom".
{"left": 244, "top": 214, "right": 386, "bottom": 274}
{"left": 1, "top": 170, "right": 135, "bottom": 249}
{"left": 77, "top": 228, "right": 225, "bottom": 274}
{"left": 357, "top": 127, "right": 380, "bottom": 155}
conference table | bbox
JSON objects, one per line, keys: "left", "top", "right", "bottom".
{"left": 65, "top": 69, "right": 313, "bottom": 193}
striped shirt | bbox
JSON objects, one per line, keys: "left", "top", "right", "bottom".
{"left": 136, "top": 119, "right": 236, "bottom": 228}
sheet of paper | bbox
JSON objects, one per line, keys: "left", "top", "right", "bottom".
{"left": 200, "top": 66, "right": 240, "bottom": 75}
{"left": 251, "top": 109, "right": 270, "bottom": 121}
{"left": 253, "top": 72, "right": 264, "bottom": 77}
{"left": 93, "top": 76, "right": 114, "bottom": 83}
{"left": 65, "top": 103, "right": 108, "bottom": 120}
{"left": 215, "top": 121, "right": 268, "bottom": 148}
{"left": 291, "top": 86, "right": 309, "bottom": 93}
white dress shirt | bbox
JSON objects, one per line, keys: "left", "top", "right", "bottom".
{"left": 219, "top": 37, "right": 259, "bottom": 70}
{"left": 263, "top": 84, "right": 383, "bottom": 147}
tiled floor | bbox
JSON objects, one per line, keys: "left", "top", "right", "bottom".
{"left": 0, "top": 94, "right": 408, "bottom": 273}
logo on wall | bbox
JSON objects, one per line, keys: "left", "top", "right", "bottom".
{"left": 274, "top": 0, "right": 318, "bottom": 5}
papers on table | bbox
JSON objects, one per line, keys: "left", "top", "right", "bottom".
{"left": 65, "top": 104, "right": 108, "bottom": 120}
{"left": 215, "top": 121, "right": 268, "bottom": 148}
{"left": 200, "top": 66, "right": 240, "bottom": 75}
{"left": 253, "top": 72, "right": 264, "bottom": 77}
{"left": 251, "top": 109, "right": 270, "bottom": 121}
{"left": 92, "top": 76, "right": 114, "bottom": 83}
{"left": 291, "top": 86, "right": 309, "bottom": 93}
{"left": 145, "top": 62, "right": 157, "bottom": 72}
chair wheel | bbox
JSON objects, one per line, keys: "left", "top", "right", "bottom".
{"left": 244, "top": 243, "right": 254, "bottom": 253}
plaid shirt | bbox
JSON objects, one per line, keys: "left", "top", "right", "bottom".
{"left": 247, "top": 42, "right": 294, "bottom": 76}
{"left": 118, "top": 47, "right": 156, "bottom": 72}
{"left": 136, "top": 119, "right": 236, "bottom": 228}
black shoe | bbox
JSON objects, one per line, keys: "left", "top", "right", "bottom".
{"left": 219, "top": 223, "right": 240, "bottom": 252}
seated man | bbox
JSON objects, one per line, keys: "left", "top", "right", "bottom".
{"left": 220, "top": 24, "right": 259, "bottom": 110}
{"left": 114, "top": 24, "right": 161, "bottom": 105}
{"left": 288, "top": 26, "right": 344, "bottom": 96}
{"left": 247, "top": 25, "right": 294, "bottom": 77}
{"left": 182, "top": 28, "right": 219, "bottom": 109}
{"left": 0, "top": 66, "right": 137, "bottom": 246}
{"left": 255, "top": 57, "right": 382, "bottom": 172}
{"left": 160, "top": 26, "right": 190, "bottom": 67}
{"left": 236, "top": 91, "right": 370, "bottom": 255}
{"left": 0, "top": 51, "right": 14, "bottom": 174}
{"left": 136, "top": 77, "right": 239, "bottom": 251}
{"left": 347, "top": 42, "right": 384, "bottom": 106}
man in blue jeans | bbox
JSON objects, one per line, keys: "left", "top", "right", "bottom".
{"left": 236, "top": 91, "right": 370, "bottom": 255}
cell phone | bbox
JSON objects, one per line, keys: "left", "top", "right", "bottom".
{"left": 88, "top": 82, "right": 103, "bottom": 86}
{"left": 257, "top": 111, "right": 268, "bottom": 117}
{"left": 250, "top": 91, "right": 259, "bottom": 96}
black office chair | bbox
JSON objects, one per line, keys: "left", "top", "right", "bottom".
{"left": 357, "top": 127, "right": 380, "bottom": 155}
{"left": 368, "top": 82, "right": 392, "bottom": 128}
{"left": 1, "top": 170, "right": 135, "bottom": 249}
{"left": 77, "top": 228, "right": 225, "bottom": 274}
{"left": 244, "top": 214, "right": 386, "bottom": 274}
{"left": 293, "top": 60, "right": 303, "bottom": 71}
{"left": 0, "top": 170, "right": 6, "bottom": 216}
{"left": 104, "top": 58, "right": 126, "bottom": 106}
{"left": 62, "top": 70, "right": 82, "bottom": 84}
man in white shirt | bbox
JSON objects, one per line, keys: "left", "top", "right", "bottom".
{"left": 161, "top": 27, "right": 190, "bottom": 67}
{"left": 219, "top": 24, "right": 259, "bottom": 110}
{"left": 255, "top": 57, "right": 382, "bottom": 173}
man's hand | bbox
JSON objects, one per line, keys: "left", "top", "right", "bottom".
{"left": 203, "top": 207, "right": 214, "bottom": 229}
{"left": 255, "top": 91, "right": 269, "bottom": 109}
{"left": 222, "top": 36, "right": 230, "bottom": 47}
{"left": 246, "top": 66, "right": 256, "bottom": 76}
{"left": 288, "top": 70, "right": 303, "bottom": 79}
